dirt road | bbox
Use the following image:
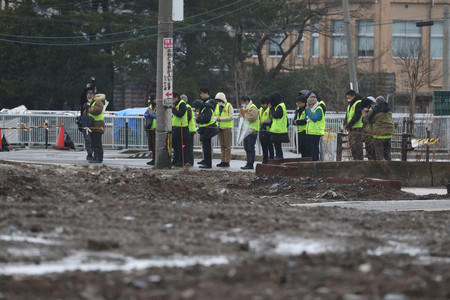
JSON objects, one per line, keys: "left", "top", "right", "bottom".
{"left": 0, "top": 161, "right": 449, "bottom": 299}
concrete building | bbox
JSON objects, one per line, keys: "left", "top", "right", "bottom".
{"left": 249, "top": 0, "right": 448, "bottom": 112}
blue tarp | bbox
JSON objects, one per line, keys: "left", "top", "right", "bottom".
{"left": 113, "top": 108, "right": 147, "bottom": 140}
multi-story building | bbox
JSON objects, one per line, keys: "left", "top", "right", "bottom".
{"left": 249, "top": 0, "right": 448, "bottom": 112}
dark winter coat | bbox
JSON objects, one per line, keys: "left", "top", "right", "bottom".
{"left": 193, "top": 100, "right": 218, "bottom": 141}
{"left": 368, "top": 101, "right": 395, "bottom": 137}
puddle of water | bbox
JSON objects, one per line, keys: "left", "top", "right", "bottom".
{"left": 0, "top": 252, "right": 229, "bottom": 276}
{"left": 0, "top": 235, "right": 61, "bottom": 245}
{"left": 368, "top": 241, "right": 426, "bottom": 256}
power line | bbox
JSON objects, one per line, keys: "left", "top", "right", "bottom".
{"left": 0, "top": 0, "right": 263, "bottom": 46}
{"left": 0, "top": 0, "right": 249, "bottom": 40}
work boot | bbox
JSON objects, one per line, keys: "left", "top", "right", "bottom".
{"left": 197, "top": 160, "right": 206, "bottom": 165}
{"left": 240, "top": 165, "right": 253, "bottom": 170}
{"left": 216, "top": 162, "right": 230, "bottom": 167}
{"left": 146, "top": 160, "right": 155, "bottom": 165}
{"left": 199, "top": 165, "right": 212, "bottom": 169}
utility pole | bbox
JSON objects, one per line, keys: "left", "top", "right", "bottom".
{"left": 155, "top": 0, "right": 173, "bottom": 169}
{"left": 444, "top": 5, "right": 450, "bottom": 90}
{"left": 343, "top": 0, "right": 359, "bottom": 93}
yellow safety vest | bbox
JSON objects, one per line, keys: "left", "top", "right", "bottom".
{"left": 297, "top": 110, "right": 307, "bottom": 133}
{"left": 269, "top": 103, "right": 287, "bottom": 134}
{"left": 247, "top": 103, "right": 260, "bottom": 132}
{"left": 172, "top": 100, "right": 188, "bottom": 127}
{"left": 346, "top": 99, "right": 363, "bottom": 129}
{"left": 215, "top": 102, "right": 233, "bottom": 129}
{"left": 186, "top": 104, "right": 196, "bottom": 133}
{"left": 88, "top": 100, "right": 104, "bottom": 121}
{"left": 306, "top": 106, "right": 325, "bottom": 136}
{"left": 259, "top": 106, "right": 270, "bottom": 131}
{"left": 198, "top": 107, "right": 216, "bottom": 128}
{"left": 148, "top": 104, "right": 156, "bottom": 130}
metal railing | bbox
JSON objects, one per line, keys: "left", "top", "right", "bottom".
{"left": 1, "top": 111, "right": 449, "bottom": 160}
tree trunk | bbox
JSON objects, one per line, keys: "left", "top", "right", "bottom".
{"left": 409, "top": 88, "right": 416, "bottom": 135}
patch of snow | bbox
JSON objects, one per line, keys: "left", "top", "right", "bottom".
{"left": 274, "top": 238, "right": 340, "bottom": 256}
{"left": 368, "top": 241, "right": 426, "bottom": 256}
{"left": 0, "top": 235, "right": 62, "bottom": 245}
{"left": 0, "top": 252, "right": 229, "bottom": 276}
{"left": 401, "top": 188, "right": 447, "bottom": 196}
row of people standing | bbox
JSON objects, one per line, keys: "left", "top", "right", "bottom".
{"left": 144, "top": 88, "right": 329, "bottom": 169}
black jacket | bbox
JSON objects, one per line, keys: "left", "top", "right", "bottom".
{"left": 293, "top": 107, "right": 307, "bottom": 126}
{"left": 345, "top": 94, "right": 363, "bottom": 129}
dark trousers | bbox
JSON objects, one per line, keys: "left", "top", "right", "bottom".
{"left": 273, "top": 142, "right": 283, "bottom": 159}
{"left": 201, "top": 136, "right": 212, "bottom": 167}
{"left": 90, "top": 132, "right": 103, "bottom": 162}
{"left": 243, "top": 133, "right": 258, "bottom": 167}
{"left": 187, "top": 133, "right": 195, "bottom": 165}
{"left": 82, "top": 131, "right": 92, "bottom": 157}
{"left": 307, "top": 134, "right": 321, "bottom": 161}
{"left": 172, "top": 127, "right": 190, "bottom": 166}
{"left": 364, "top": 135, "right": 376, "bottom": 160}
{"left": 348, "top": 128, "right": 364, "bottom": 160}
{"left": 374, "top": 138, "right": 391, "bottom": 161}
{"left": 146, "top": 129, "right": 156, "bottom": 161}
{"left": 259, "top": 132, "right": 274, "bottom": 163}
{"left": 297, "top": 131, "right": 308, "bottom": 157}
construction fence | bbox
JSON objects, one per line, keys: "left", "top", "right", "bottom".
{"left": 1, "top": 111, "right": 449, "bottom": 161}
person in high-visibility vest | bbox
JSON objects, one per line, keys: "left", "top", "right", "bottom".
{"left": 367, "top": 96, "right": 395, "bottom": 160}
{"left": 305, "top": 91, "right": 325, "bottom": 161}
{"left": 182, "top": 94, "right": 195, "bottom": 166}
{"left": 215, "top": 92, "right": 234, "bottom": 168}
{"left": 293, "top": 94, "right": 308, "bottom": 157}
{"left": 145, "top": 92, "right": 157, "bottom": 165}
{"left": 199, "top": 87, "right": 217, "bottom": 112}
{"left": 79, "top": 89, "right": 94, "bottom": 161}
{"left": 88, "top": 93, "right": 106, "bottom": 164}
{"left": 172, "top": 93, "right": 191, "bottom": 167}
{"left": 240, "top": 96, "right": 260, "bottom": 170}
{"left": 192, "top": 99, "right": 218, "bottom": 169}
{"left": 258, "top": 96, "right": 274, "bottom": 164}
{"left": 269, "top": 92, "right": 289, "bottom": 159}
{"left": 344, "top": 90, "right": 364, "bottom": 160}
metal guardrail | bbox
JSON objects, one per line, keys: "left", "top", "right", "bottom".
{"left": 1, "top": 111, "right": 449, "bottom": 160}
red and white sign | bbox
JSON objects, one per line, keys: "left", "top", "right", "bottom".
{"left": 163, "top": 38, "right": 173, "bottom": 106}
{"left": 163, "top": 38, "right": 173, "bottom": 49}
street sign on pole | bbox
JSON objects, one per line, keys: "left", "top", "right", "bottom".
{"left": 163, "top": 37, "right": 173, "bottom": 107}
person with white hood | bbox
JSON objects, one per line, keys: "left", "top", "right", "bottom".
{"left": 239, "top": 96, "right": 259, "bottom": 169}
{"left": 305, "top": 91, "right": 325, "bottom": 161}
{"left": 214, "top": 92, "right": 233, "bottom": 167}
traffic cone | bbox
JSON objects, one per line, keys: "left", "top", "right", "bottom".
{"left": 53, "top": 124, "right": 69, "bottom": 150}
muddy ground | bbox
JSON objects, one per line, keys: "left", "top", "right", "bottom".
{"left": 0, "top": 161, "right": 449, "bottom": 299}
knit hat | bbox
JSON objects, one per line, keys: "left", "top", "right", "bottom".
{"left": 215, "top": 92, "right": 227, "bottom": 103}
{"left": 376, "top": 96, "right": 386, "bottom": 104}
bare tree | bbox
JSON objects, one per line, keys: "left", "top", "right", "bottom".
{"left": 395, "top": 46, "right": 441, "bottom": 134}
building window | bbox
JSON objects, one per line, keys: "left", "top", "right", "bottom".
{"left": 357, "top": 20, "right": 374, "bottom": 57}
{"left": 332, "top": 20, "right": 347, "bottom": 57}
{"left": 297, "top": 33, "right": 304, "bottom": 57}
{"left": 431, "top": 22, "right": 443, "bottom": 59}
{"left": 311, "top": 23, "right": 319, "bottom": 58}
{"left": 392, "top": 21, "right": 421, "bottom": 58}
{"left": 268, "top": 34, "right": 284, "bottom": 57}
